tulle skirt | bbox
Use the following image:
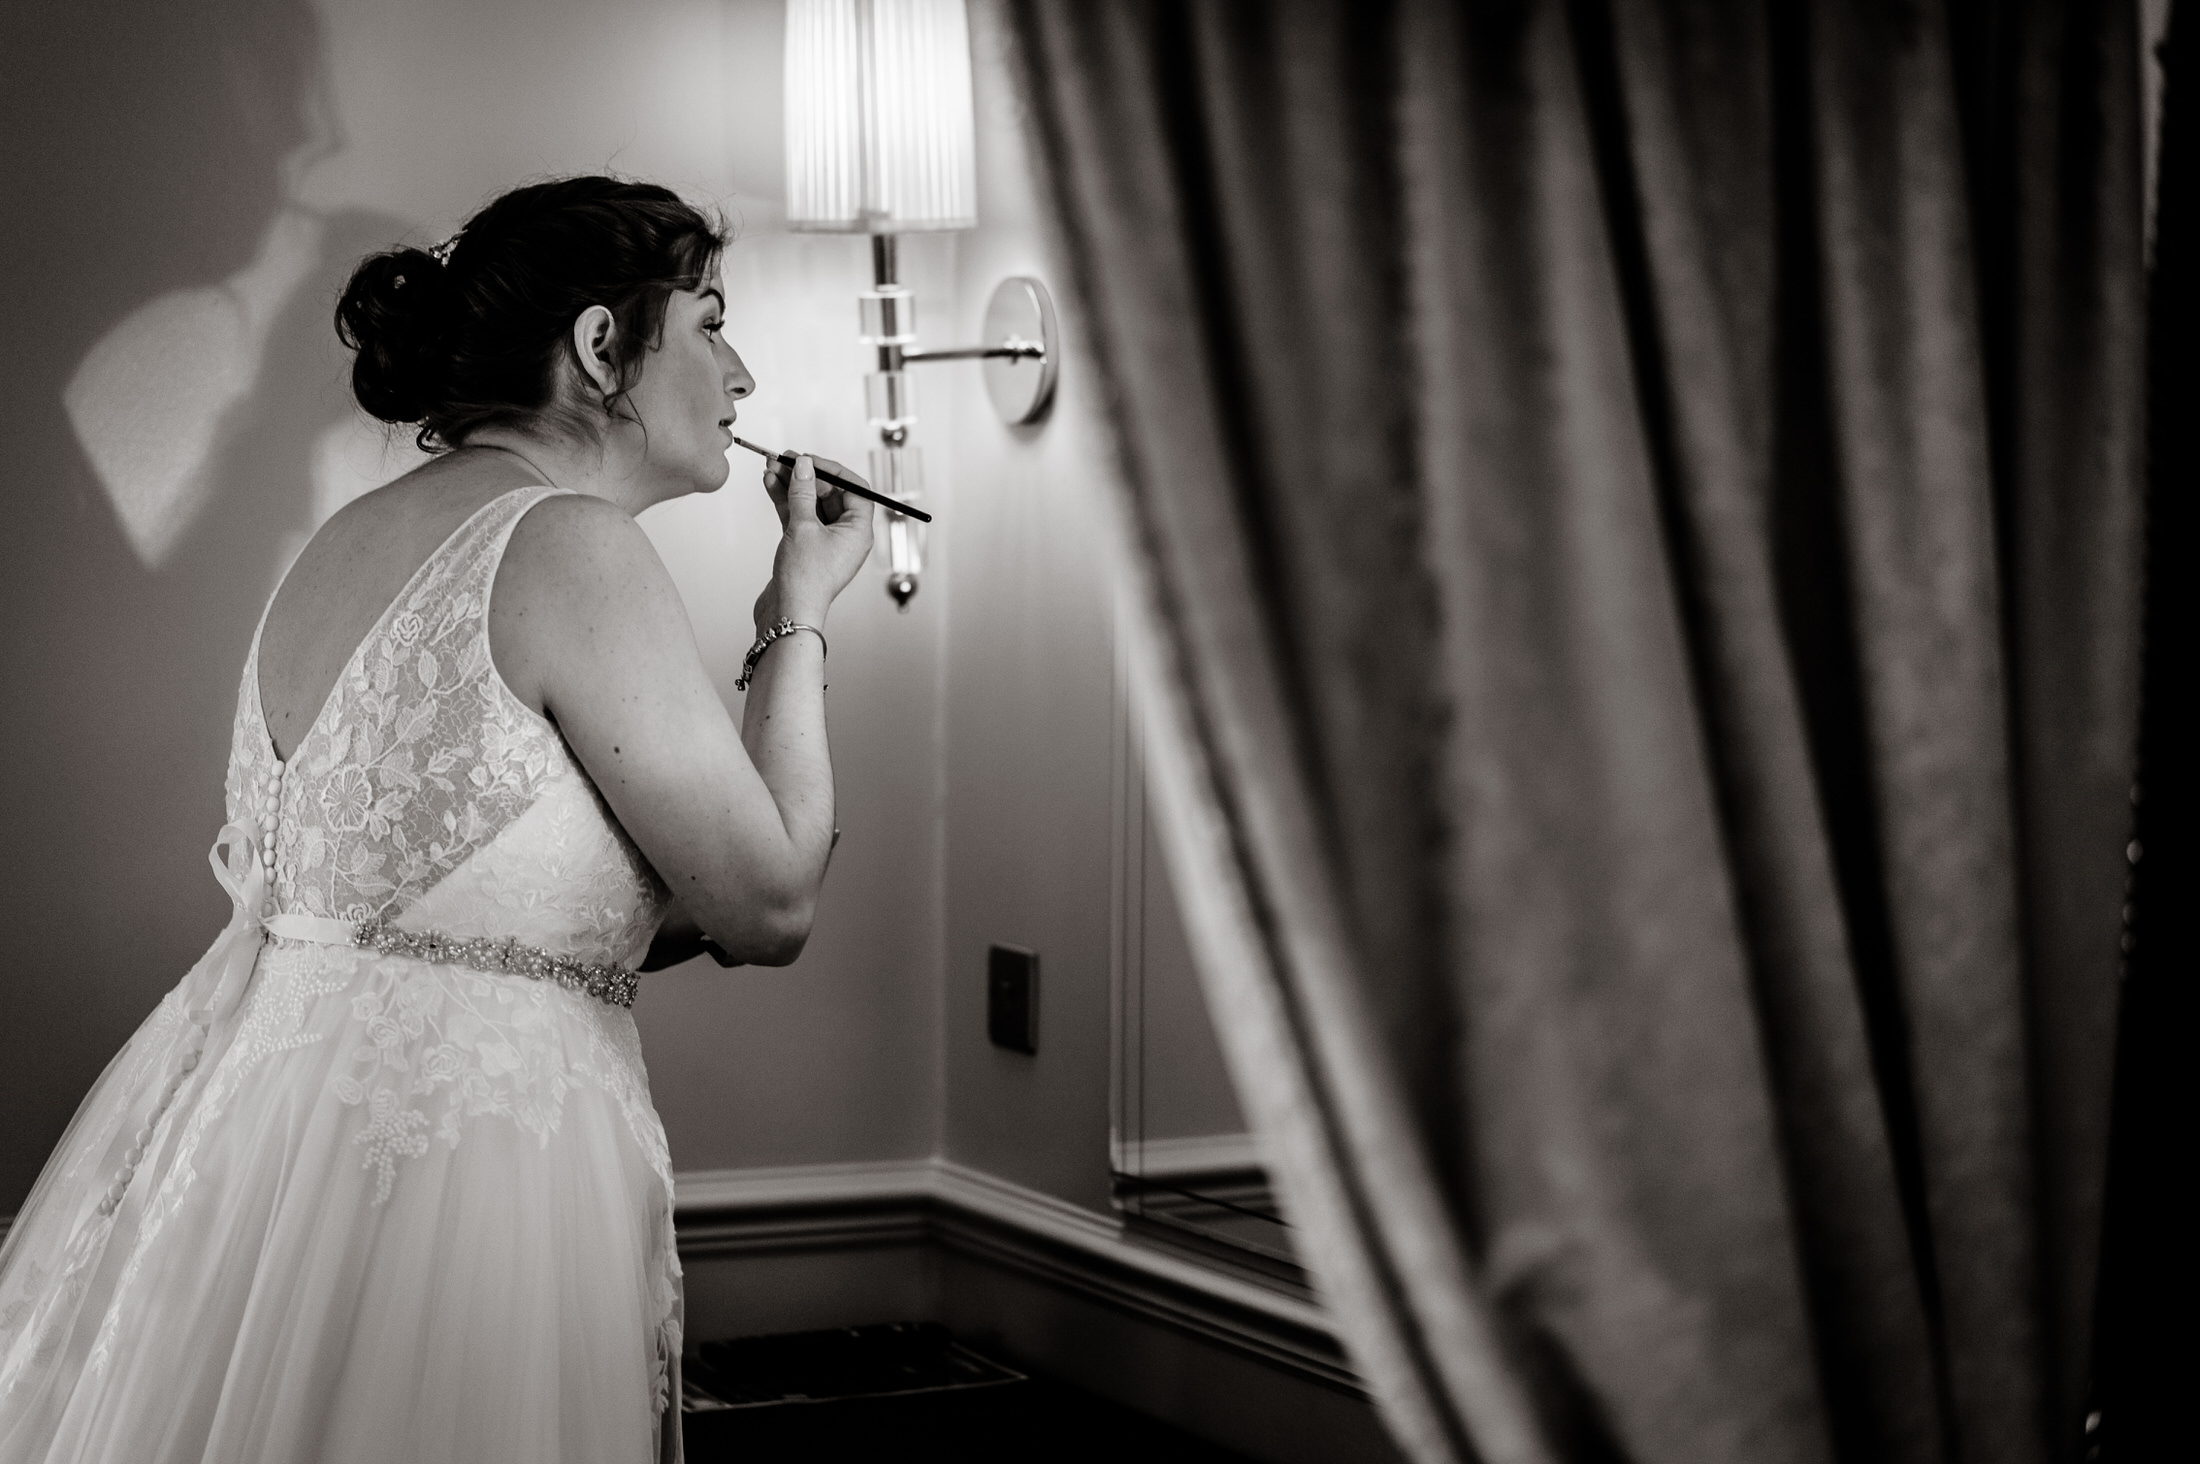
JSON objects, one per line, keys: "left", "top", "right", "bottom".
{"left": 0, "top": 932, "right": 681, "bottom": 1464}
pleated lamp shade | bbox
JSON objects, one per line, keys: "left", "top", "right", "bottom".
{"left": 784, "top": 0, "right": 977, "bottom": 233}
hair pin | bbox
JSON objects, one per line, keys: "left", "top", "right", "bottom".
{"left": 428, "top": 229, "right": 465, "bottom": 267}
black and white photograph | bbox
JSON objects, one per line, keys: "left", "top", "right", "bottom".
{"left": 0, "top": 0, "right": 2188, "bottom": 1460}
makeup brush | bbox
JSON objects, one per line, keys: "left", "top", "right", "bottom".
{"left": 732, "top": 437, "right": 934, "bottom": 523}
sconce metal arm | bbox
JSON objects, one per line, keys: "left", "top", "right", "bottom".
{"left": 900, "top": 339, "right": 1045, "bottom": 364}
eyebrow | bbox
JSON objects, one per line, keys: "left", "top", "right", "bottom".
{"left": 699, "top": 288, "right": 724, "bottom": 313}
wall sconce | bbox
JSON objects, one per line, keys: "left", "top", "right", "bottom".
{"left": 785, "top": 0, "right": 1059, "bottom": 609}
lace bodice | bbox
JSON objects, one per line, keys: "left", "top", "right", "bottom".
{"left": 227, "top": 486, "right": 671, "bottom": 966}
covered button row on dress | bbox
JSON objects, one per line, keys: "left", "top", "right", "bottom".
{"left": 97, "top": 1014, "right": 208, "bottom": 1219}
{"left": 259, "top": 759, "right": 286, "bottom": 918}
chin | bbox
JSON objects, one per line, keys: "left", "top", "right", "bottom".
{"left": 684, "top": 452, "right": 733, "bottom": 495}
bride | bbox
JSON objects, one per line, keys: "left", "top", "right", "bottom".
{"left": 0, "top": 176, "right": 874, "bottom": 1463}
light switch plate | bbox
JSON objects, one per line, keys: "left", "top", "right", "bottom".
{"left": 987, "top": 944, "right": 1038, "bottom": 1055}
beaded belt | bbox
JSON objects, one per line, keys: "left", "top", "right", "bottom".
{"left": 264, "top": 912, "right": 641, "bottom": 1009}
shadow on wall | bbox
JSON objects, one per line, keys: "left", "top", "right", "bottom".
{"left": 0, "top": 0, "right": 419, "bottom": 1208}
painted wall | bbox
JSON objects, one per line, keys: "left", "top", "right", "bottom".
{"left": 0, "top": 0, "right": 949, "bottom": 1205}
{"left": 935, "top": 1, "right": 1127, "bottom": 1214}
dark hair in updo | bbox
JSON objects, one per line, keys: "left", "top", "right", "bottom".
{"left": 336, "top": 176, "right": 728, "bottom": 450}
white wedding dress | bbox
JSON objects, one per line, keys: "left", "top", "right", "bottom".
{"left": 0, "top": 486, "right": 683, "bottom": 1463}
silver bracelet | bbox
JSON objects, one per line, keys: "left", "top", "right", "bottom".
{"left": 735, "top": 617, "right": 827, "bottom": 691}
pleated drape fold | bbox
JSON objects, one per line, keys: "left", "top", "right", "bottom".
{"left": 999, "top": 2, "right": 2146, "bottom": 1460}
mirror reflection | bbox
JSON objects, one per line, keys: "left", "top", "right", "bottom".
{"left": 1112, "top": 671, "right": 1302, "bottom": 1291}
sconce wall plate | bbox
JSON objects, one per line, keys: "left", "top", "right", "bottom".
{"left": 981, "top": 277, "right": 1059, "bottom": 426}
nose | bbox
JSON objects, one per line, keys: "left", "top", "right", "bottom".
{"left": 721, "top": 344, "right": 755, "bottom": 400}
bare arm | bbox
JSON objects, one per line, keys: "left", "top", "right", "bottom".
{"left": 492, "top": 456, "right": 873, "bottom": 965}
{"left": 735, "top": 450, "right": 864, "bottom": 870}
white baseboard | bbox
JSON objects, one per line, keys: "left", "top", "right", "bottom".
{"left": 675, "top": 1157, "right": 936, "bottom": 1211}
{"left": 672, "top": 1156, "right": 1356, "bottom": 1393}
{"left": 673, "top": 1159, "right": 936, "bottom": 1256}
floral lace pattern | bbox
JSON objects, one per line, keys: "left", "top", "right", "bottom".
{"left": 0, "top": 988, "right": 192, "bottom": 1391}
{"left": 399, "top": 768, "right": 667, "bottom": 966}
{"left": 83, "top": 943, "right": 354, "bottom": 1377}
{"left": 241, "top": 488, "right": 666, "bottom": 949}
{"left": 341, "top": 953, "right": 585, "bottom": 1202}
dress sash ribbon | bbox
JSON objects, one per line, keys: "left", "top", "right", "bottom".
{"left": 196, "top": 821, "right": 274, "bottom": 1031}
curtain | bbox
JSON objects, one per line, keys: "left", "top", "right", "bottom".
{"left": 2091, "top": 3, "right": 2198, "bottom": 1459}
{"left": 999, "top": 2, "right": 2146, "bottom": 1462}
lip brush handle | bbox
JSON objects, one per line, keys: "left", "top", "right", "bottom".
{"left": 731, "top": 437, "right": 934, "bottom": 523}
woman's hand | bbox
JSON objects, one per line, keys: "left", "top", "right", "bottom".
{"left": 756, "top": 453, "right": 875, "bottom": 629}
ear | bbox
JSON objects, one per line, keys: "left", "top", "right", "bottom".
{"left": 570, "top": 305, "right": 618, "bottom": 395}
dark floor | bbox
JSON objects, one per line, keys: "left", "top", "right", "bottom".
{"left": 680, "top": 1323, "right": 1259, "bottom": 1464}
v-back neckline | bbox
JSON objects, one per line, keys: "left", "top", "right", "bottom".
{"left": 251, "top": 486, "right": 549, "bottom": 767}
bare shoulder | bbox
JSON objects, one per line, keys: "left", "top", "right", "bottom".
{"left": 496, "top": 492, "right": 680, "bottom": 612}
{"left": 502, "top": 490, "right": 656, "bottom": 568}
{"left": 490, "top": 493, "right": 695, "bottom": 714}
